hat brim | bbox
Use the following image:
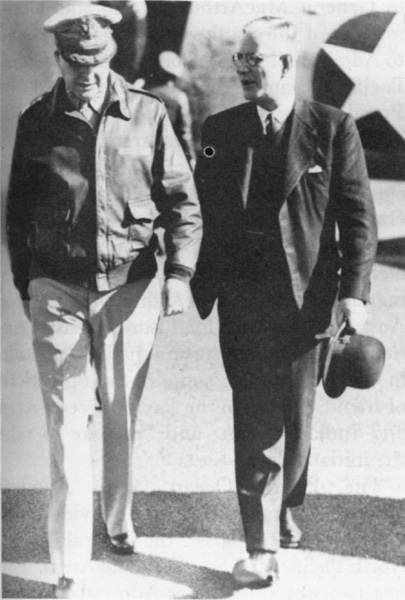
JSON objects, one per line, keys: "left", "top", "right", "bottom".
{"left": 44, "top": 5, "right": 122, "bottom": 32}
{"left": 322, "top": 321, "right": 347, "bottom": 398}
{"left": 323, "top": 361, "right": 347, "bottom": 398}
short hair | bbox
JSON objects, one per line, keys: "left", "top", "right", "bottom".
{"left": 243, "top": 16, "right": 298, "bottom": 54}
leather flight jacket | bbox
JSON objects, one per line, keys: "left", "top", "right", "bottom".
{"left": 7, "top": 71, "right": 202, "bottom": 299}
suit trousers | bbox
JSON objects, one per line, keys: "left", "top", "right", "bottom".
{"left": 218, "top": 278, "right": 322, "bottom": 553}
{"left": 28, "top": 276, "right": 161, "bottom": 579}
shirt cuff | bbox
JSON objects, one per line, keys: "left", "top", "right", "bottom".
{"left": 164, "top": 263, "right": 194, "bottom": 283}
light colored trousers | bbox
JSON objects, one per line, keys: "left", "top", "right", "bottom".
{"left": 29, "top": 277, "right": 161, "bottom": 579}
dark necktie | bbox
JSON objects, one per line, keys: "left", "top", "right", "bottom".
{"left": 264, "top": 113, "right": 275, "bottom": 143}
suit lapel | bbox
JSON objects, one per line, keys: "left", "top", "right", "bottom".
{"left": 238, "top": 147, "right": 253, "bottom": 209}
{"left": 283, "top": 99, "right": 319, "bottom": 199}
{"left": 231, "top": 100, "right": 320, "bottom": 207}
{"left": 234, "top": 103, "right": 263, "bottom": 208}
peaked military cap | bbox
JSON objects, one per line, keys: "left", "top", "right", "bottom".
{"left": 43, "top": 4, "right": 122, "bottom": 65}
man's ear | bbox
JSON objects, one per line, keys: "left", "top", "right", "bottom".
{"left": 280, "top": 54, "right": 293, "bottom": 76}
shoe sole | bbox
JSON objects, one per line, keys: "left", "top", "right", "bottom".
{"left": 280, "top": 539, "right": 301, "bottom": 549}
{"left": 234, "top": 575, "right": 274, "bottom": 590}
{"left": 110, "top": 543, "right": 135, "bottom": 555}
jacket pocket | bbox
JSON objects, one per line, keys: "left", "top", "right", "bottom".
{"left": 125, "top": 197, "right": 157, "bottom": 246}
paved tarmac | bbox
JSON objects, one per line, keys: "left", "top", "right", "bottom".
{"left": 2, "top": 180, "right": 405, "bottom": 598}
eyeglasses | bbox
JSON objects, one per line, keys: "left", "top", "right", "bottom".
{"left": 231, "top": 52, "right": 286, "bottom": 68}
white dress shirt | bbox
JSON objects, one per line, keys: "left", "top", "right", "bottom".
{"left": 256, "top": 94, "right": 295, "bottom": 135}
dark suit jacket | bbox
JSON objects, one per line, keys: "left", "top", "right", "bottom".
{"left": 192, "top": 98, "right": 378, "bottom": 332}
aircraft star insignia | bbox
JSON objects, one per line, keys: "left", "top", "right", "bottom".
{"left": 322, "top": 13, "right": 405, "bottom": 140}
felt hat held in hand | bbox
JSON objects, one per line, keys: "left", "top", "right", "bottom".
{"left": 323, "top": 321, "right": 386, "bottom": 399}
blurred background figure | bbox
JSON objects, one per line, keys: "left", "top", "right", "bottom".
{"left": 93, "top": 2, "right": 195, "bottom": 168}
{"left": 144, "top": 51, "right": 196, "bottom": 169}
{"left": 95, "top": 0, "right": 148, "bottom": 83}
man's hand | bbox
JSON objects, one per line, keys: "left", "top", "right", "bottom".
{"left": 22, "top": 299, "right": 31, "bottom": 321}
{"left": 336, "top": 297, "right": 368, "bottom": 333}
{"left": 161, "top": 278, "right": 191, "bottom": 317}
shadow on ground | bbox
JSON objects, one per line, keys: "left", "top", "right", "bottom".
{"left": 2, "top": 490, "right": 405, "bottom": 598}
{"left": 1, "top": 577, "right": 50, "bottom": 600}
{"left": 376, "top": 237, "right": 405, "bottom": 270}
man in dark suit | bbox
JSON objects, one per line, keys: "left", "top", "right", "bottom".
{"left": 192, "top": 16, "right": 377, "bottom": 588}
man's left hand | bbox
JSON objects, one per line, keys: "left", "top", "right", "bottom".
{"left": 337, "top": 297, "right": 368, "bottom": 333}
{"left": 162, "top": 278, "right": 191, "bottom": 317}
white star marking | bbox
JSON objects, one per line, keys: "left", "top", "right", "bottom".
{"left": 322, "top": 13, "right": 405, "bottom": 140}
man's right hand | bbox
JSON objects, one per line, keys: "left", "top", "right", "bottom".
{"left": 22, "top": 300, "right": 31, "bottom": 321}
{"left": 336, "top": 297, "right": 367, "bottom": 334}
{"left": 161, "top": 278, "right": 191, "bottom": 316}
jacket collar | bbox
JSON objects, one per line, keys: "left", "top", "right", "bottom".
{"left": 106, "top": 70, "right": 131, "bottom": 120}
{"left": 290, "top": 96, "right": 319, "bottom": 142}
{"left": 283, "top": 96, "right": 320, "bottom": 199}
{"left": 242, "top": 101, "right": 264, "bottom": 144}
{"left": 49, "top": 70, "right": 131, "bottom": 120}
{"left": 234, "top": 103, "right": 262, "bottom": 207}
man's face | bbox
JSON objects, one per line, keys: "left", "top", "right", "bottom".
{"left": 236, "top": 32, "right": 285, "bottom": 108}
{"left": 56, "top": 54, "right": 110, "bottom": 103}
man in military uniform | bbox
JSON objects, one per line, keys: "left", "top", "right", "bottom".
{"left": 6, "top": 5, "right": 201, "bottom": 598}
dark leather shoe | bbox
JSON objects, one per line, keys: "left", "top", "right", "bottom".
{"left": 280, "top": 507, "right": 302, "bottom": 549}
{"left": 232, "top": 551, "right": 279, "bottom": 588}
{"left": 53, "top": 577, "right": 84, "bottom": 599}
{"left": 109, "top": 533, "right": 135, "bottom": 555}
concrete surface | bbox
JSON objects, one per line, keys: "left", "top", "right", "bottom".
{"left": 2, "top": 179, "right": 405, "bottom": 598}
